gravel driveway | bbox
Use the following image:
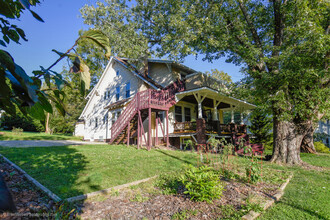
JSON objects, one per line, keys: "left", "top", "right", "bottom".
{"left": 0, "top": 140, "right": 106, "bottom": 148}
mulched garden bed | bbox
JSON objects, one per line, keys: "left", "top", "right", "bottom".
{"left": 0, "top": 158, "right": 59, "bottom": 220}
{"left": 80, "top": 174, "right": 284, "bottom": 219}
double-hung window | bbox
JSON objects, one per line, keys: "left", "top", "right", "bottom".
{"left": 126, "top": 82, "right": 130, "bottom": 98}
{"left": 175, "top": 106, "right": 182, "bottom": 122}
{"left": 184, "top": 107, "right": 191, "bottom": 122}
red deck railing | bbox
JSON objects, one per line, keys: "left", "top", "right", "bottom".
{"left": 110, "top": 80, "right": 185, "bottom": 143}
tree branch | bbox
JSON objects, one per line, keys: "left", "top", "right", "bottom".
{"left": 237, "top": 0, "right": 263, "bottom": 51}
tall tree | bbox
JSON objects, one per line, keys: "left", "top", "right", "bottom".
{"left": 205, "top": 69, "right": 233, "bottom": 95}
{"left": 49, "top": 68, "right": 87, "bottom": 134}
{"left": 81, "top": 0, "right": 330, "bottom": 164}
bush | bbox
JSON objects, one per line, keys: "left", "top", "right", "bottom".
{"left": 314, "top": 141, "right": 329, "bottom": 153}
{"left": 1, "top": 113, "right": 43, "bottom": 132}
{"left": 156, "top": 172, "right": 183, "bottom": 195}
{"left": 246, "top": 161, "right": 262, "bottom": 183}
{"left": 180, "top": 165, "right": 224, "bottom": 203}
{"left": 11, "top": 127, "right": 23, "bottom": 135}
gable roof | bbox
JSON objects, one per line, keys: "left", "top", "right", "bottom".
{"left": 114, "top": 57, "right": 162, "bottom": 90}
{"left": 79, "top": 57, "right": 160, "bottom": 119}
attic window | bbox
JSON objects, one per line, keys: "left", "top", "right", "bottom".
{"left": 116, "top": 70, "right": 120, "bottom": 76}
{"left": 126, "top": 81, "right": 130, "bottom": 98}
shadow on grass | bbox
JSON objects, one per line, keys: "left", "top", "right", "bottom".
{"left": 278, "top": 201, "right": 328, "bottom": 219}
{"left": 0, "top": 146, "right": 98, "bottom": 199}
{"left": 0, "top": 131, "right": 81, "bottom": 141}
{"left": 155, "top": 149, "right": 194, "bottom": 165}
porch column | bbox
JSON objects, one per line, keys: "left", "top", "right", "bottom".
{"left": 193, "top": 93, "right": 207, "bottom": 119}
{"left": 198, "top": 102, "right": 202, "bottom": 119}
{"left": 213, "top": 99, "right": 221, "bottom": 121}
{"left": 219, "top": 110, "right": 224, "bottom": 124}
{"left": 231, "top": 105, "right": 235, "bottom": 123}
{"left": 240, "top": 110, "right": 244, "bottom": 125}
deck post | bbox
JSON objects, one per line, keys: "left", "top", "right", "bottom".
{"left": 166, "top": 110, "right": 169, "bottom": 147}
{"left": 137, "top": 111, "right": 141, "bottom": 149}
{"left": 155, "top": 112, "right": 158, "bottom": 146}
{"left": 127, "top": 121, "right": 130, "bottom": 147}
{"left": 148, "top": 107, "right": 152, "bottom": 150}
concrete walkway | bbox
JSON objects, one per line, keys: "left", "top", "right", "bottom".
{"left": 0, "top": 140, "right": 106, "bottom": 148}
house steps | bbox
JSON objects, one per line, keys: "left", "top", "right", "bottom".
{"left": 109, "top": 80, "right": 185, "bottom": 145}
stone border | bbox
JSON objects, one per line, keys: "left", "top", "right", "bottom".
{"left": 0, "top": 153, "right": 62, "bottom": 202}
{"left": 1, "top": 153, "right": 158, "bottom": 204}
{"left": 66, "top": 176, "right": 157, "bottom": 203}
{"left": 242, "top": 174, "right": 293, "bottom": 220}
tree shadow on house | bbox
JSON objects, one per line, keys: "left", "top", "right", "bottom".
{"left": 0, "top": 146, "right": 101, "bottom": 200}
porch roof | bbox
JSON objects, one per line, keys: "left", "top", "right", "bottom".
{"left": 175, "top": 87, "right": 256, "bottom": 111}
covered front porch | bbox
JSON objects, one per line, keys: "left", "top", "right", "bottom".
{"left": 170, "top": 87, "right": 255, "bottom": 148}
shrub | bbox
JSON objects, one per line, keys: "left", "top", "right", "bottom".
{"left": 314, "top": 141, "right": 329, "bottom": 153}
{"left": 1, "top": 113, "right": 43, "bottom": 132}
{"left": 12, "top": 127, "right": 23, "bottom": 135}
{"left": 180, "top": 165, "right": 224, "bottom": 203}
{"left": 156, "top": 172, "right": 183, "bottom": 195}
{"left": 246, "top": 160, "right": 262, "bottom": 183}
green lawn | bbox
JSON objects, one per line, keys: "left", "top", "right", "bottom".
{"left": 0, "top": 144, "right": 329, "bottom": 219}
{"left": 259, "top": 153, "right": 330, "bottom": 220}
{"left": 0, "top": 145, "right": 197, "bottom": 198}
{"left": 0, "top": 130, "right": 82, "bottom": 141}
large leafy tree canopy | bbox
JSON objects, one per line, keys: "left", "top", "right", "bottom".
{"left": 81, "top": 0, "right": 329, "bottom": 122}
{"left": 81, "top": 0, "right": 329, "bottom": 164}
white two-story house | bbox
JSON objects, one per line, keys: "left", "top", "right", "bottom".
{"left": 75, "top": 57, "right": 256, "bottom": 150}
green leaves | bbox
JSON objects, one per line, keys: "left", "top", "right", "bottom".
{"left": 81, "top": 30, "right": 111, "bottom": 59}
{"left": 180, "top": 165, "right": 224, "bottom": 203}
{"left": 52, "top": 49, "right": 91, "bottom": 95}
{"left": 70, "top": 56, "right": 91, "bottom": 93}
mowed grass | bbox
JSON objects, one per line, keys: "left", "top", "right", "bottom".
{"left": 0, "top": 145, "right": 197, "bottom": 199}
{"left": 0, "top": 130, "right": 82, "bottom": 141}
{"left": 259, "top": 153, "right": 330, "bottom": 220}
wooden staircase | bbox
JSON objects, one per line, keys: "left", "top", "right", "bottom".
{"left": 111, "top": 111, "right": 148, "bottom": 145}
{"left": 109, "top": 80, "right": 185, "bottom": 145}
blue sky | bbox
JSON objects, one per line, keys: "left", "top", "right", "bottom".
{"left": 6, "top": 0, "right": 244, "bottom": 82}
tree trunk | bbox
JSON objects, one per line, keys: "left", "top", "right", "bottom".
{"left": 300, "top": 122, "right": 316, "bottom": 153}
{"left": 270, "top": 117, "right": 304, "bottom": 165}
{"left": 45, "top": 112, "right": 50, "bottom": 134}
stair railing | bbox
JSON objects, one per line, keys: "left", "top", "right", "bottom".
{"left": 110, "top": 94, "right": 139, "bottom": 141}
{"left": 110, "top": 80, "right": 185, "bottom": 143}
